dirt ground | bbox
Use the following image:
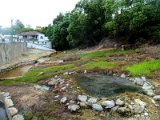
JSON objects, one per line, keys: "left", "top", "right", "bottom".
{"left": 0, "top": 45, "right": 160, "bottom": 120}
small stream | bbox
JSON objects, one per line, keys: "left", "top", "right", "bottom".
{"left": 75, "top": 74, "right": 143, "bottom": 97}
{"left": 0, "top": 65, "right": 33, "bottom": 79}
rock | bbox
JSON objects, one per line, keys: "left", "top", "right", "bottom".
{"left": 153, "top": 95, "right": 160, "bottom": 101}
{"left": 141, "top": 76, "right": 146, "bottom": 81}
{"left": 48, "top": 78, "right": 58, "bottom": 86}
{"left": 68, "top": 104, "right": 80, "bottom": 112}
{"left": 133, "top": 104, "right": 145, "bottom": 114}
{"left": 101, "top": 100, "right": 115, "bottom": 108}
{"left": 68, "top": 71, "right": 75, "bottom": 75}
{"left": 128, "top": 104, "right": 133, "bottom": 111}
{"left": 57, "top": 60, "right": 64, "bottom": 63}
{"left": 63, "top": 72, "right": 69, "bottom": 75}
{"left": 78, "top": 95, "right": 87, "bottom": 102}
{"left": 92, "top": 104, "right": 103, "bottom": 112}
{"left": 133, "top": 99, "right": 146, "bottom": 114}
{"left": 12, "top": 114, "right": 24, "bottom": 120}
{"left": 69, "top": 100, "right": 76, "bottom": 104}
{"left": 111, "top": 106, "right": 119, "bottom": 112}
{"left": 66, "top": 103, "right": 70, "bottom": 106}
{"left": 88, "top": 97, "right": 97, "bottom": 104}
{"left": 128, "top": 78, "right": 135, "bottom": 82}
{"left": 54, "top": 95, "right": 60, "bottom": 99}
{"left": 8, "top": 107, "right": 18, "bottom": 116}
{"left": 79, "top": 102, "right": 88, "bottom": 108}
{"left": 59, "top": 78, "right": 65, "bottom": 84}
{"left": 54, "top": 75, "right": 58, "bottom": 78}
{"left": 5, "top": 98, "right": 14, "bottom": 107}
{"left": 142, "top": 82, "right": 152, "bottom": 90}
{"left": 144, "top": 89, "right": 155, "bottom": 97}
{"left": 116, "top": 99, "right": 125, "bottom": 106}
{"left": 135, "top": 78, "right": 144, "bottom": 86}
{"left": 149, "top": 98, "right": 159, "bottom": 107}
{"left": 121, "top": 74, "right": 126, "bottom": 78}
{"left": 3, "top": 92, "right": 10, "bottom": 97}
{"left": 60, "top": 86, "right": 67, "bottom": 92}
{"left": 60, "top": 97, "right": 67, "bottom": 103}
{"left": 134, "top": 99, "right": 146, "bottom": 106}
{"left": 117, "top": 107, "right": 130, "bottom": 115}
{"left": 34, "top": 85, "right": 49, "bottom": 91}
{"left": 144, "top": 112, "right": 149, "bottom": 116}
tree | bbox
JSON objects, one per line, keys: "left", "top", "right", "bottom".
{"left": 42, "top": 0, "right": 160, "bottom": 50}
{"left": 44, "top": 13, "right": 70, "bottom": 50}
{"left": 67, "top": 4, "right": 87, "bottom": 48}
{"left": 13, "top": 19, "right": 25, "bottom": 34}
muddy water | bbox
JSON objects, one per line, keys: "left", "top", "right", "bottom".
{"left": 75, "top": 74, "right": 143, "bottom": 97}
{"left": 0, "top": 65, "right": 33, "bottom": 79}
{"left": 0, "top": 102, "right": 9, "bottom": 120}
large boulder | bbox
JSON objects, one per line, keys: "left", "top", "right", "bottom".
{"left": 133, "top": 99, "right": 146, "bottom": 114}
{"left": 8, "top": 107, "right": 18, "bottom": 116}
{"left": 135, "top": 78, "right": 144, "bottom": 86}
{"left": 116, "top": 99, "right": 125, "bottom": 106}
{"left": 153, "top": 95, "right": 160, "bottom": 101}
{"left": 101, "top": 100, "right": 115, "bottom": 108}
{"left": 88, "top": 97, "right": 97, "bottom": 104}
{"left": 68, "top": 104, "right": 80, "bottom": 112}
{"left": 144, "top": 89, "right": 155, "bottom": 97}
{"left": 92, "top": 104, "right": 103, "bottom": 112}
{"left": 5, "top": 98, "right": 14, "bottom": 107}
{"left": 78, "top": 95, "right": 87, "bottom": 102}
{"left": 12, "top": 115, "right": 24, "bottom": 120}
{"left": 142, "top": 83, "right": 152, "bottom": 90}
{"left": 79, "top": 102, "right": 88, "bottom": 108}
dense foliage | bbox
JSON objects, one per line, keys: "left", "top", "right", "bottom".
{"left": 43, "top": 0, "right": 160, "bottom": 50}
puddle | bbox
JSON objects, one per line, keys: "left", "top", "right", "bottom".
{"left": 0, "top": 101, "right": 9, "bottom": 120}
{"left": 75, "top": 74, "right": 144, "bottom": 97}
{"left": 0, "top": 65, "right": 33, "bottom": 79}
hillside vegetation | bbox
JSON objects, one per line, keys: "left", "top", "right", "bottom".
{"left": 42, "top": 0, "right": 160, "bottom": 50}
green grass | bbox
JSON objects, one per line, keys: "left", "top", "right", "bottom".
{"left": 80, "top": 49, "right": 130, "bottom": 60}
{"left": 122, "top": 59, "right": 160, "bottom": 76}
{"left": 0, "top": 64, "right": 75, "bottom": 85}
{"left": 16, "top": 64, "right": 75, "bottom": 82}
{"left": 82, "top": 61, "right": 116, "bottom": 70}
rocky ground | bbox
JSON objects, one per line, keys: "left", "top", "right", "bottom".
{"left": 0, "top": 45, "right": 160, "bottom": 120}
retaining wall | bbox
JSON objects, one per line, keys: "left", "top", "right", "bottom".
{"left": 0, "top": 43, "right": 27, "bottom": 66}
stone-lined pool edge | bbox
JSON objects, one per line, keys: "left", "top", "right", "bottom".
{"left": 0, "top": 92, "right": 24, "bottom": 120}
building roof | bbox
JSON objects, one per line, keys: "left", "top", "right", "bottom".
{"left": 20, "top": 31, "right": 41, "bottom": 36}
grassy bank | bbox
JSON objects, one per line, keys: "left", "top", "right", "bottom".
{"left": 123, "top": 59, "right": 160, "bottom": 76}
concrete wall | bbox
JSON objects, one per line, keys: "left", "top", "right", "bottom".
{"left": 27, "top": 42, "right": 52, "bottom": 50}
{"left": 0, "top": 43, "right": 27, "bottom": 66}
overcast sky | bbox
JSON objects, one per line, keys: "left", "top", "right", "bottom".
{"left": 0, "top": 0, "right": 79, "bottom": 28}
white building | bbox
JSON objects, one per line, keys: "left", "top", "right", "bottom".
{"left": 16, "top": 31, "right": 52, "bottom": 49}
{"left": 0, "top": 34, "right": 13, "bottom": 43}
